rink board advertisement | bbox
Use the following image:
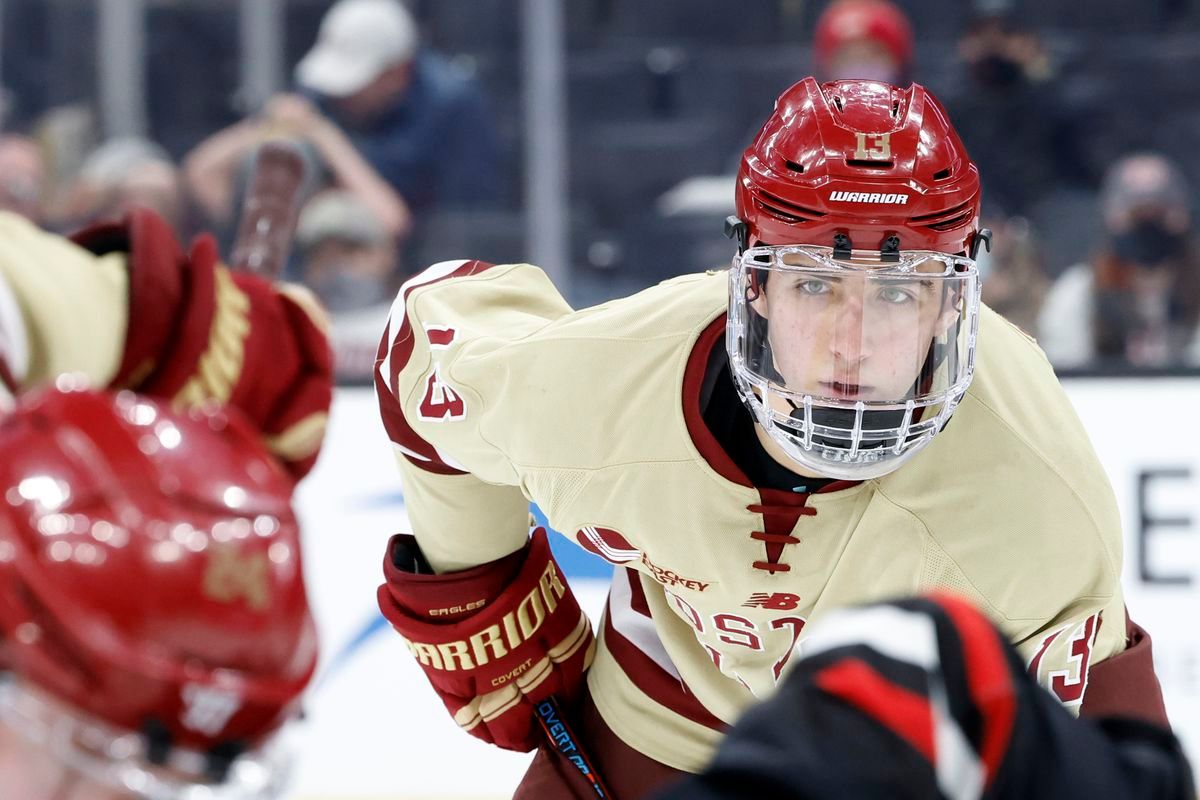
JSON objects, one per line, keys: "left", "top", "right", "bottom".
{"left": 289, "top": 380, "right": 1200, "bottom": 799}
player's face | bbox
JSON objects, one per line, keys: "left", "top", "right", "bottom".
{"left": 754, "top": 269, "right": 960, "bottom": 402}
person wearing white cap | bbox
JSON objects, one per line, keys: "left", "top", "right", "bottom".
{"left": 293, "top": 0, "right": 500, "bottom": 212}
{"left": 296, "top": 0, "right": 419, "bottom": 105}
{"left": 183, "top": 0, "right": 498, "bottom": 244}
{"left": 296, "top": 189, "right": 402, "bottom": 380}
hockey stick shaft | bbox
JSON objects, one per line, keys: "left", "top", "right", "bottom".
{"left": 534, "top": 696, "right": 617, "bottom": 799}
{"left": 228, "top": 139, "right": 307, "bottom": 279}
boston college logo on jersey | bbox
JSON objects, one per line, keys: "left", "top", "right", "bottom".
{"left": 576, "top": 526, "right": 711, "bottom": 592}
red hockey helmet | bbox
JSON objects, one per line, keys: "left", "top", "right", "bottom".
{"left": 0, "top": 385, "right": 317, "bottom": 794}
{"left": 734, "top": 77, "right": 981, "bottom": 256}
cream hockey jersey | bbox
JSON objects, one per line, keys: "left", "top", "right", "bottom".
{"left": 0, "top": 212, "right": 130, "bottom": 407}
{"left": 376, "top": 259, "right": 1127, "bottom": 772}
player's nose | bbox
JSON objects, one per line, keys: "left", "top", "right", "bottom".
{"left": 828, "top": 299, "right": 870, "bottom": 363}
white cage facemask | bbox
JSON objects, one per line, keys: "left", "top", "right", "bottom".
{"left": 727, "top": 243, "right": 981, "bottom": 480}
{"left": 0, "top": 676, "right": 299, "bottom": 800}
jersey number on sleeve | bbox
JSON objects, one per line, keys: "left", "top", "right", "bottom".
{"left": 1027, "top": 612, "right": 1100, "bottom": 707}
{"left": 417, "top": 326, "right": 466, "bottom": 421}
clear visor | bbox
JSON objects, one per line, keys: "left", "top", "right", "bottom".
{"left": 731, "top": 244, "right": 980, "bottom": 409}
{"left": 0, "top": 676, "right": 298, "bottom": 800}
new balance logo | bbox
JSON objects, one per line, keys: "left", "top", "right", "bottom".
{"left": 742, "top": 592, "right": 802, "bottom": 610}
{"left": 828, "top": 191, "right": 909, "bottom": 204}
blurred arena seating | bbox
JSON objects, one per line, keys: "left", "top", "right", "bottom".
{"left": 5, "top": 0, "right": 1199, "bottom": 292}
{"left": 397, "top": 0, "right": 1200, "bottom": 286}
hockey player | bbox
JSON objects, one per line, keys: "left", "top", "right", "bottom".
{"left": 374, "top": 78, "right": 1167, "bottom": 798}
{"left": 0, "top": 386, "right": 318, "bottom": 799}
{"left": 659, "top": 593, "right": 1194, "bottom": 800}
{"left": 0, "top": 206, "right": 332, "bottom": 478}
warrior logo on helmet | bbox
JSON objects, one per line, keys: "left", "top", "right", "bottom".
{"left": 828, "top": 191, "right": 910, "bottom": 204}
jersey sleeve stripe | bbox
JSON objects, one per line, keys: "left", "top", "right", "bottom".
{"left": 610, "top": 569, "right": 672, "bottom": 673}
{"left": 624, "top": 566, "right": 656, "bottom": 619}
{"left": 378, "top": 259, "right": 470, "bottom": 384}
{"left": 374, "top": 259, "right": 497, "bottom": 474}
{"left": 603, "top": 569, "right": 726, "bottom": 731}
{"left": 602, "top": 610, "right": 727, "bottom": 733}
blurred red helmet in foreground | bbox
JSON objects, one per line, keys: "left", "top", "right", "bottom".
{"left": 0, "top": 385, "right": 316, "bottom": 781}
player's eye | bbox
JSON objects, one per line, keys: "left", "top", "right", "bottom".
{"left": 877, "top": 285, "right": 917, "bottom": 305}
{"left": 794, "top": 278, "right": 831, "bottom": 296}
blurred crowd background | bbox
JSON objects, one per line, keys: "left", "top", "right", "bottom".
{"left": 3, "top": 0, "right": 1200, "bottom": 378}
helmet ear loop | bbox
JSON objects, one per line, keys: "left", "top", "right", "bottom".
{"left": 724, "top": 216, "right": 750, "bottom": 255}
{"left": 969, "top": 228, "right": 993, "bottom": 260}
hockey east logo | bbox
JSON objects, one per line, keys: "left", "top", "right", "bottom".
{"left": 575, "top": 526, "right": 711, "bottom": 592}
{"left": 828, "top": 191, "right": 910, "bottom": 204}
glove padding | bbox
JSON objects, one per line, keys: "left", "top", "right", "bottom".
{"left": 71, "top": 209, "right": 333, "bottom": 479}
{"left": 378, "top": 528, "right": 595, "bottom": 751}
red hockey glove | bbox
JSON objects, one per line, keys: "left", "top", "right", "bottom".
{"left": 378, "top": 528, "right": 595, "bottom": 752}
{"left": 71, "top": 209, "right": 333, "bottom": 479}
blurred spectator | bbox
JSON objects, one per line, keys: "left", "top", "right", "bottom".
{"left": 978, "top": 214, "right": 1048, "bottom": 335}
{"left": 0, "top": 135, "right": 46, "bottom": 225}
{"left": 674, "top": 0, "right": 916, "bottom": 219}
{"left": 184, "top": 103, "right": 408, "bottom": 248}
{"left": 1038, "top": 153, "right": 1200, "bottom": 368}
{"left": 295, "top": 0, "right": 500, "bottom": 213}
{"left": 944, "top": 9, "right": 1090, "bottom": 216}
{"left": 62, "top": 137, "right": 188, "bottom": 233}
{"left": 813, "top": 0, "right": 914, "bottom": 85}
{"left": 296, "top": 189, "right": 400, "bottom": 380}
{"left": 29, "top": 104, "right": 94, "bottom": 221}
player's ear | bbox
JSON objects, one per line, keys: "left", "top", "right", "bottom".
{"left": 932, "top": 284, "right": 966, "bottom": 337}
{"left": 748, "top": 274, "right": 770, "bottom": 318}
{"left": 933, "top": 303, "right": 960, "bottom": 337}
